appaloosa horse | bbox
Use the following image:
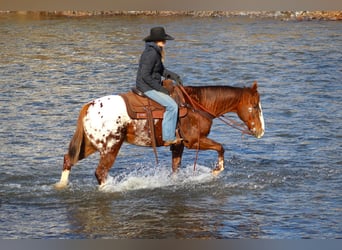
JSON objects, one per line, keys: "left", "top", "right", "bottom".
{"left": 55, "top": 81, "right": 264, "bottom": 189}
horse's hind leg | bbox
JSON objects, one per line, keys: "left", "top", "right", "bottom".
{"left": 55, "top": 137, "right": 97, "bottom": 189}
{"left": 95, "top": 139, "right": 124, "bottom": 187}
{"left": 54, "top": 154, "right": 73, "bottom": 189}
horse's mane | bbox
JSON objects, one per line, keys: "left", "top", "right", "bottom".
{"left": 184, "top": 85, "right": 244, "bottom": 116}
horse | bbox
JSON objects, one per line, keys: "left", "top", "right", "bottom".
{"left": 54, "top": 81, "right": 264, "bottom": 189}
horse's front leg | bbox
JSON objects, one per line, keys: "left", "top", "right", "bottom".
{"left": 170, "top": 143, "right": 184, "bottom": 173}
{"left": 213, "top": 147, "right": 225, "bottom": 175}
{"left": 190, "top": 137, "right": 225, "bottom": 175}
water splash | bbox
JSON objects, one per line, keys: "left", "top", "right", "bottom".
{"left": 99, "top": 164, "right": 214, "bottom": 193}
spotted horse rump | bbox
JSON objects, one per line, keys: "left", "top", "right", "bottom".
{"left": 83, "top": 95, "right": 131, "bottom": 154}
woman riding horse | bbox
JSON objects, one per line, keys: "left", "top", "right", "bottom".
{"left": 136, "top": 27, "right": 183, "bottom": 146}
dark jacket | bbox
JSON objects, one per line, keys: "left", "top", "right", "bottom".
{"left": 136, "top": 42, "right": 177, "bottom": 95}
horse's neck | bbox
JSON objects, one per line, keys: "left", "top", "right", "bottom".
{"left": 187, "top": 86, "right": 243, "bottom": 117}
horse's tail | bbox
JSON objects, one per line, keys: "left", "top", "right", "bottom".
{"left": 68, "top": 102, "right": 91, "bottom": 164}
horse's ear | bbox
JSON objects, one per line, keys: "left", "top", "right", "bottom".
{"left": 252, "top": 81, "right": 258, "bottom": 92}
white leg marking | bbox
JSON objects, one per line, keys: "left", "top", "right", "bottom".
{"left": 98, "top": 182, "right": 107, "bottom": 191}
{"left": 54, "top": 170, "right": 70, "bottom": 189}
{"left": 60, "top": 170, "right": 70, "bottom": 183}
{"left": 258, "top": 102, "right": 265, "bottom": 138}
{"left": 212, "top": 159, "right": 224, "bottom": 176}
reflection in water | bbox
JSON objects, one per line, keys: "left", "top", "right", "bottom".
{"left": 65, "top": 190, "right": 233, "bottom": 239}
{"left": 63, "top": 168, "right": 265, "bottom": 239}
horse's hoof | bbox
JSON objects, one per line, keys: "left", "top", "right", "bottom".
{"left": 53, "top": 181, "right": 68, "bottom": 190}
{"left": 169, "top": 171, "right": 179, "bottom": 181}
{"left": 98, "top": 183, "right": 106, "bottom": 191}
{"left": 212, "top": 167, "right": 224, "bottom": 176}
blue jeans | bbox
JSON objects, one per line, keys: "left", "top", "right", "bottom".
{"left": 144, "top": 90, "right": 178, "bottom": 141}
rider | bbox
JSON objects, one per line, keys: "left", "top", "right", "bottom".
{"left": 136, "top": 26, "right": 182, "bottom": 146}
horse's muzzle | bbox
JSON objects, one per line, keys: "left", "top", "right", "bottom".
{"left": 253, "top": 128, "right": 265, "bottom": 139}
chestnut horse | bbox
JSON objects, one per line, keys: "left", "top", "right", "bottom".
{"left": 55, "top": 82, "right": 264, "bottom": 189}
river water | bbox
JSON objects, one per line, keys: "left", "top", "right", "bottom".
{"left": 0, "top": 15, "right": 341, "bottom": 239}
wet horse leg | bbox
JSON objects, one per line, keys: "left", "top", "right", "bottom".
{"left": 191, "top": 137, "right": 225, "bottom": 174}
{"left": 55, "top": 138, "right": 97, "bottom": 189}
{"left": 95, "top": 139, "right": 124, "bottom": 187}
{"left": 54, "top": 154, "right": 73, "bottom": 189}
{"left": 171, "top": 143, "right": 184, "bottom": 172}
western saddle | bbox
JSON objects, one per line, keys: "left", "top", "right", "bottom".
{"left": 120, "top": 80, "right": 187, "bottom": 120}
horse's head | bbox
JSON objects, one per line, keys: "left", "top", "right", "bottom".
{"left": 237, "top": 81, "right": 265, "bottom": 138}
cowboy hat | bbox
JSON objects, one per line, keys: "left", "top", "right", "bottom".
{"left": 143, "top": 27, "right": 174, "bottom": 42}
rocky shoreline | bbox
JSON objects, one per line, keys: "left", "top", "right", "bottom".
{"left": 1, "top": 10, "right": 341, "bottom": 21}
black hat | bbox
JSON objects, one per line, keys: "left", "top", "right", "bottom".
{"left": 143, "top": 27, "right": 175, "bottom": 42}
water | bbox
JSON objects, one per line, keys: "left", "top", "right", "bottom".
{"left": 0, "top": 15, "right": 341, "bottom": 239}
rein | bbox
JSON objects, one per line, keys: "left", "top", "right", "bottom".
{"left": 218, "top": 115, "right": 252, "bottom": 136}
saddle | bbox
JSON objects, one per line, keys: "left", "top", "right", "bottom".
{"left": 120, "top": 80, "right": 187, "bottom": 120}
